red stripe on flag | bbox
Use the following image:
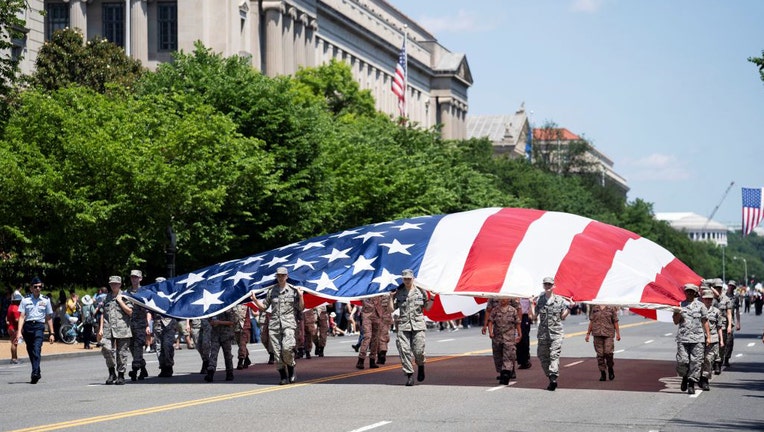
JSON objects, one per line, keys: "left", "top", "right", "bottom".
{"left": 554, "top": 221, "right": 638, "bottom": 301}
{"left": 630, "top": 308, "right": 657, "bottom": 320}
{"left": 424, "top": 295, "right": 487, "bottom": 322}
{"left": 453, "top": 208, "right": 545, "bottom": 294}
{"left": 640, "top": 258, "right": 700, "bottom": 306}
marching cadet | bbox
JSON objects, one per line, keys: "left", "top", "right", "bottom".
{"left": 301, "top": 307, "right": 318, "bottom": 359}
{"left": 536, "top": 276, "right": 571, "bottom": 391}
{"left": 700, "top": 289, "right": 723, "bottom": 391}
{"left": 127, "top": 270, "right": 151, "bottom": 381}
{"left": 251, "top": 267, "right": 304, "bottom": 385}
{"left": 673, "top": 283, "right": 710, "bottom": 395}
{"left": 355, "top": 294, "right": 394, "bottom": 369}
{"left": 151, "top": 277, "right": 177, "bottom": 378}
{"left": 99, "top": 276, "right": 133, "bottom": 385}
{"left": 377, "top": 296, "right": 394, "bottom": 365}
{"left": 392, "top": 269, "right": 433, "bottom": 386}
{"left": 233, "top": 302, "right": 253, "bottom": 369}
{"left": 486, "top": 298, "right": 521, "bottom": 385}
{"left": 190, "top": 318, "right": 212, "bottom": 373}
{"left": 585, "top": 304, "right": 620, "bottom": 381}
{"left": 205, "top": 309, "right": 236, "bottom": 382}
{"left": 257, "top": 310, "right": 275, "bottom": 364}
{"left": 313, "top": 304, "right": 329, "bottom": 357}
{"left": 721, "top": 280, "right": 741, "bottom": 367}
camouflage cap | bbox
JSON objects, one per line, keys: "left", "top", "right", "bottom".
{"left": 683, "top": 283, "right": 699, "bottom": 293}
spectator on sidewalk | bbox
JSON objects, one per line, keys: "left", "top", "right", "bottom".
{"left": 16, "top": 277, "right": 55, "bottom": 384}
{"left": 6, "top": 290, "right": 23, "bottom": 363}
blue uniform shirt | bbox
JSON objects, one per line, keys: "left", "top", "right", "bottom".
{"left": 19, "top": 295, "right": 54, "bottom": 322}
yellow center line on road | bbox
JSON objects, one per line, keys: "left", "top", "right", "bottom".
{"left": 12, "top": 320, "right": 657, "bottom": 432}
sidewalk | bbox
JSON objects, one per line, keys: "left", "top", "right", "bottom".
{"left": 0, "top": 337, "right": 100, "bottom": 362}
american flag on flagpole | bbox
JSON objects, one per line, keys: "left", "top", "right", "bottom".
{"left": 742, "top": 187, "right": 764, "bottom": 236}
{"left": 127, "top": 208, "right": 700, "bottom": 321}
{"left": 391, "top": 38, "right": 407, "bottom": 117}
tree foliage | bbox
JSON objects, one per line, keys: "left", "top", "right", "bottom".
{"left": 28, "top": 28, "right": 144, "bottom": 93}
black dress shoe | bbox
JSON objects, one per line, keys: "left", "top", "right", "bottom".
{"left": 405, "top": 374, "right": 414, "bottom": 386}
{"left": 31, "top": 375, "right": 40, "bottom": 384}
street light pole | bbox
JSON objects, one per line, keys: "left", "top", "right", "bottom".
{"left": 733, "top": 256, "right": 748, "bottom": 286}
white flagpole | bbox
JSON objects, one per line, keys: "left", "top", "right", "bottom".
{"left": 403, "top": 24, "right": 408, "bottom": 119}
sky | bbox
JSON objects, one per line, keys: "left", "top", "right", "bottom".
{"left": 387, "top": 0, "right": 764, "bottom": 228}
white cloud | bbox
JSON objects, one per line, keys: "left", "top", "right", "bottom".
{"left": 418, "top": 10, "right": 490, "bottom": 34}
{"left": 626, "top": 153, "right": 693, "bottom": 181}
{"left": 571, "top": 0, "right": 606, "bottom": 13}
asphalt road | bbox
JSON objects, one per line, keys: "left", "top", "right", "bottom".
{"left": 2, "top": 311, "right": 764, "bottom": 432}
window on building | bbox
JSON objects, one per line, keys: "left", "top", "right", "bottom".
{"left": 157, "top": 2, "right": 177, "bottom": 51}
{"left": 45, "top": 3, "right": 69, "bottom": 40}
{"left": 103, "top": 3, "right": 125, "bottom": 47}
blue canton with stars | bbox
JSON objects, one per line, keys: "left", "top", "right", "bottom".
{"left": 127, "top": 214, "right": 446, "bottom": 319}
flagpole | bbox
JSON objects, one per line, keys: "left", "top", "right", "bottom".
{"left": 403, "top": 24, "right": 408, "bottom": 119}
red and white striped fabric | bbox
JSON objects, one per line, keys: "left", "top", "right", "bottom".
{"left": 415, "top": 208, "right": 700, "bottom": 311}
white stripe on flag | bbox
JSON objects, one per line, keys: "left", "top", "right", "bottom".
{"left": 439, "top": 294, "right": 485, "bottom": 316}
{"left": 596, "top": 237, "right": 675, "bottom": 303}
{"left": 418, "top": 208, "right": 501, "bottom": 292}
{"left": 500, "top": 212, "right": 591, "bottom": 296}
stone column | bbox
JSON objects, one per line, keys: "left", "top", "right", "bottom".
{"left": 262, "top": 1, "right": 284, "bottom": 76}
{"left": 68, "top": 0, "right": 88, "bottom": 37}
{"left": 283, "top": 6, "right": 296, "bottom": 74}
{"left": 130, "top": 0, "right": 148, "bottom": 63}
{"left": 305, "top": 18, "right": 317, "bottom": 67}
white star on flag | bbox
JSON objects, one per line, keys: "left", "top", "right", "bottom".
{"left": 352, "top": 255, "right": 377, "bottom": 275}
{"left": 321, "top": 247, "right": 352, "bottom": 262}
{"left": 225, "top": 271, "right": 254, "bottom": 286}
{"left": 191, "top": 289, "right": 225, "bottom": 312}
{"left": 208, "top": 270, "right": 230, "bottom": 280}
{"left": 177, "top": 271, "right": 207, "bottom": 287}
{"left": 331, "top": 229, "right": 359, "bottom": 238}
{"left": 380, "top": 239, "right": 413, "bottom": 255}
{"left": 371, "top": 268, "right": 400, "bottom": 290}
{"left": 301, "top": 241, "right": 325, "bottom": 251}
{"left": 309, "top": 272, "right": 340, "bottom": 291}
{"left": 292, "top": 258, "right": 318, "bottom": 270}
{"left": 392, "top": 222, "right": 423, "bottom": 231}
{"left": 354, "top": 231, "right": 386, "bottom": 243}
{"left": 240, "top": 256, "right": 264, "bottom": 266}
{"left": 264, "top": 254, "right": 292, "bottom": 267}
{"left": 144, "top": 297, "right": 166, "bottom": 313}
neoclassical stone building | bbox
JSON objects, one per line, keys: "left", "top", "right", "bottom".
{"left": 14, "top": 0, "right": 472, "bottom": 139}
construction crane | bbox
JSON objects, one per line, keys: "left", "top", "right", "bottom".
{"left": 704, "top": 181, "right": 735, "bottom": 230}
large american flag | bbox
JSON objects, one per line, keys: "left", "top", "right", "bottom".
{"left": 391, "top": 40, "right": 406, "bottom": 117}
{"left": 127, "top": 208, "right": 700, "bottom": 320}
{"left": 742, "top": 187, "right": 764, "bottom": 236}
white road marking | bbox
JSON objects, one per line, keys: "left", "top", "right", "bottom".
{"left": 487, "top": 385, "right": 505, "bottom": 392}
{"left": 735, "top": 353, "right": 743, "bottom": 358}
{"left": 690, "top": 390, "right": 703, "bottom": 398}
{"left": 348, "top": 421, "right": 392, "bottom": 432}
{"left": 614, "top": 349, "right": 625, "bottom": 354}
{"left": 664, "top": 333, "right": 673, "bottom": 336}
{"left": 564, "top": 360, "right": 584, "bottom": 367}
{"left": 437, "top": 338, "right": 455, "bottom": 342}
{"left": 747, "top": 342, "right": 755, "bottom": 347}
{"left": 644, "top": 339, "right": 654, "bottom": 344}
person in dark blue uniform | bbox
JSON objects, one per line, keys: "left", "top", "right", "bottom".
{"left": 15, "top": 277, "right": 55, "bottom": 384}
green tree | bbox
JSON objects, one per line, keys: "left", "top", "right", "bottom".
{"left": 749, "top": 50, "right": 764, "bottom": 83}
{"left": 294, "top": 59, "right": 377, "bottom": 118}
{"left": 0, "top": 0, "right": 27, "bottom": 124}
{"left": 28, "top": 28, "right": 144, "bottom": 93}
{"left": 0, "top": 86, "right": 275, "bottom": 284}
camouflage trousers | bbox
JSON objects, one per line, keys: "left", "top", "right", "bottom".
{"left": 208, "top": 330, "right": 234, "bottom": 372}
{"left": 396, "top": 329, "right": 426, "bottom": 375}
{"left": 302, "top": 320, "right": 317, "bottom": 353}
{"left": 130, "top": 325, "right": 147, "bottom": 370}
{"left": 270, "top": 326, "right": 296, "bottom": 369}
{"left": 491, "top": 338, "right": 517, "bottom": 373}
{"left": 537, "top": 336, "right": 563, "bottom": 378}
{"left": 676, "top": 342, "right": 704, "bottom": 382}
{"left": 378, "top": 319, "right": 392, "bottom": 352}
{"left": 592, "top": 336, "right": 615, "bottom": 371}
{"left": 191, "top": 319, "right": 211, "bottom": 363}
{"left": 702, "top": 342, "right": 720, "bottom": 379}
{"left": 261, "top": 321, "right": 274, "bottom": 355}
{"left": 235, "top": 329, "right": 250, "bottom": 359}
{"left": 154, "top": 318, "right": 177, "bottom": 369}
{"left": 102, "top": 337, "right": 131, "bottom": 373}
{"left": 720, "top": 329, "right": 735, "bottom": 362}
{"left": 359, "top": 316, "right": 381, "bottom": 360}
{"left": 314, "top": 316, "right": 328, "bottom": 350}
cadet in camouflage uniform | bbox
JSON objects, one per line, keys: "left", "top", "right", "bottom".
{"left": 356, "top": 295, "right": 393, "bottom": 369}
{"left": 313, "top": 304, "right": 329, "bottom": 357}
{"left": 722, "top": 280, "right": 741, "bottom": 367}
{"left": 99, "top": 276, "right": 133, "bottom": 385}
{"left": 204, "top": 309, "right": 236, "bottom": 382}
{"left": 393, "top": 269, "right": 433, "bottom": 386}
{"left": 233, "top": 303, "right": 252, "bottom": 369}
{"left": 710, "top": 279, "right": 731, "bottom": 374}
{"left": 700, "top": 289, "right": 723, "bottom": 391}
{"left": 127, "top": 270, "right": 151, "bottom": 381}
{"left": 190, "top": 318, "right": 211, "bottom": 373}
{"left": 672, "top": 283, "right": 711, "bottom": 395}
{"left": 487, "top": 298, "right": 521, "bottom": 385}
{"left": 257, "top": 311, "right": 275, "bottom": 364}
{"left": 377, "top": 299, "right": 393, "bottom": 364}
{"left": 301, "top": 307, "right": 317, "bottom": 359}
{"left": 150, "top": 277, "right": 177, "bottom": 378}
{"left": 536, "top": 276, "right": 570, "bottom": 391}
{"left": 585, "top": 305, "right": 620, "bottom": 381}
{"left": 252, "top": 267, "right": 304, "bottom": 385}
